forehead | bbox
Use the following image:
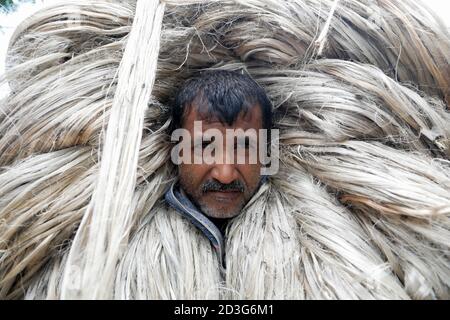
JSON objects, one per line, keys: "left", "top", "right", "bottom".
{"left": 182, "top": 102, "right": 263, "bottom": 132}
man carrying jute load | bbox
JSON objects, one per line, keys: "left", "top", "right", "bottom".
{"left": 0, "top": 0, "right": 449, "bottom": 299}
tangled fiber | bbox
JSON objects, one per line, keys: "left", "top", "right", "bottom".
{"left": 0, "top": 0, "right": 449, "bottom": 299}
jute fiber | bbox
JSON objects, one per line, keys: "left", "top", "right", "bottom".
{"left": 0, "top": 0, "right": 449, "bottom": 299}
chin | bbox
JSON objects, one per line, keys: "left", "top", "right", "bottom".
{"left": 201, "top": 206, "right": 242, "bottom": 219}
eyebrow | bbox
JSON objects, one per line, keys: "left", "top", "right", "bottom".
{"left": 196, "top": 112, "right": 222, "bottom": 124}
{"left": 194, "top": 105, "right": 251, "bottom": 125}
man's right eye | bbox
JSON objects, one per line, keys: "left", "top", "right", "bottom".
{"left": 202, "top": 141, "right": 212, "bottom": 149}
{"left": 202, "top": 136, "right": 216, "bottom": 149}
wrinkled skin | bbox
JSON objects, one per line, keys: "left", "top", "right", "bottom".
{"left": 178, "top": 102, "right": 263, "bottom": 219}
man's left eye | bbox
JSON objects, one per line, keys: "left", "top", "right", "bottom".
{"left": 235, "top": 137, "right": 252, "bottom": 149}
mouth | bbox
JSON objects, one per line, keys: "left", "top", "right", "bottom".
{"left": 207, "top": 190, "right": 242, "bottom": 201}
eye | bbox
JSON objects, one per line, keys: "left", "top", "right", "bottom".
{"left": 235, "top": 137, "right": 251, "bottom": 149}
{"left": 202, "top": 136, "right": 216, "bottom": 149}
{"left": 202, "top": 141, "right": 212, "bottom": 149}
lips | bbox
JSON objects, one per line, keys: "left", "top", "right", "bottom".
{"left": 207, "top": 190, "right": 241, "bottom": 202}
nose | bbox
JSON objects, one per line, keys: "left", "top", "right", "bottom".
{"left": 210, "top": 163, "right": 240, "bottom": 185}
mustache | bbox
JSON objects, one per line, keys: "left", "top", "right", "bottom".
{"left": 201, "top": 179, "right": 245, "bottom": 193}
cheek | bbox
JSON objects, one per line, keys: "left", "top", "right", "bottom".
{"left": 238, "top": 163, "right": 261, "bottom": 190}
{"left": 179, "top": 164, "right": 208, "bottom": 190}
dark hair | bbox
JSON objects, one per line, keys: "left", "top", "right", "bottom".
{"left": 172, "top": 70, "right": 272, "bottom": 130}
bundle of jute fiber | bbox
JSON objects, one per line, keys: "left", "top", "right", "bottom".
{"left": 0, "top": 0, "right": 449, "bottom": 299}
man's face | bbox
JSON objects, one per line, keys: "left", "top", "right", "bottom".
{"left": 177, "top": 102, "right": 263, "bottom": 219}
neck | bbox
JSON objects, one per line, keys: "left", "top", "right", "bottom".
{"left": 207, "top": 216, "right": 230, "bottom": 234}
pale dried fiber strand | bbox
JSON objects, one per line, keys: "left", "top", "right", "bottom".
{"left": 0, "top": 0, "right": 449, "bottom": 300}
{"left": 58, "top": 0, "right": 166, "bottom": 299}
{"left": 314, "top": 0, "right": 339, "bottom": 55}
{"left": 255, "top": 60, "right": 450, "bottom": 158}
{"left": 183, "top": 0, "right": 450, "bottom": 103}
{"left": 0, "top": 126, "right": 173, "bottom": 299}
{"left": 292, "top": 140, "right": 450, "bottom": 218}
{"left": 0, "top": 147, "right": 94, "bottom": 298}
{"left": 271, "top": 161, "right": 409, "bottom": 299}
{"left": 1, "top": 0, "right": 448, "bottom": 166}
{"left": 355, "top": 207, "right": 450, "bottom": 299}
{"left": 115, "top": 203, "right": 222, "bottom": 300}
{"left": 224, "top": 183, "right": 304, "bottom": 299}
